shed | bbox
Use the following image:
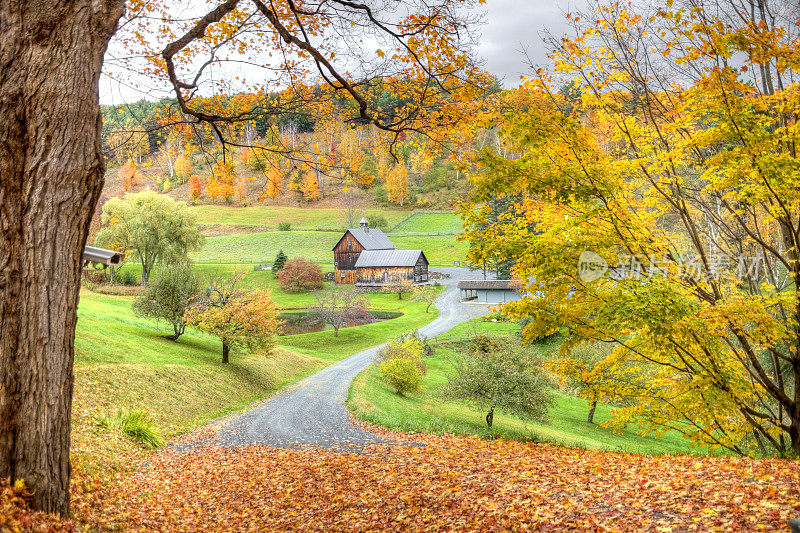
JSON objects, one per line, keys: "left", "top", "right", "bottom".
{"left": 83, "top": 246, "right": 123, "bottom": 269}
{"left": 458, "top": 279, "right": 524, "bottom": 304}
{"left": 355, "top": 249, "right": 429, "bottom": 286}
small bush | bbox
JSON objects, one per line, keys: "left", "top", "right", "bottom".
{"left": 365, "top": 214, "right": 388, "bottom": 230}
{"left": 380, "top": 357, "right": 423, "bottom": 395}
{"left": 97, "top": 409, "right": 163, "bottom": 449}
{"left": 482, "top": 312, "right": 511, "bottom": 323}
{"left": 277, "top": 221, "right": 291, "bottom": 231}
{"left": 113, "top": 269, "right": 138, "bottom": 286}
{"left": 277, "top": 258, "right": 324, "bottom": 292}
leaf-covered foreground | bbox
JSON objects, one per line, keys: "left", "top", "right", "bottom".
{"left": 0, "top": 478, "right": 74, "bottom": 532}
{"left": 78, "top": 428, "right": 799, "bottom": 531}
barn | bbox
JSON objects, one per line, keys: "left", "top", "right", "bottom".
{"left": 332, "top": 218, "right": 429, "bottom": 286}
{"left": 354, "top": 249, "right": 429, "bottom": 287}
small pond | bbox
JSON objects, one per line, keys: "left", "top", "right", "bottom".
{"left": 277, "top": 310, "right": 403, "bottom": 335}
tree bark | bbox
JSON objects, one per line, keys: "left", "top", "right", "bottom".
{"left": 486, "top": 406, "right": 494, "bottom": 428}
{"left": 0, "top": 0, "right": 124, "bottom": 514}
{"left": 587, "top": 399, "right": 597, "bottom": 424}
{"left": 222, "top": 339, "right": 230, "bottom": 363}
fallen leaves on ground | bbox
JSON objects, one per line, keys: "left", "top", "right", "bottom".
{"left": 0, "top": 478, "right": 74, "bottom": 532}
{"left": 79, "top": 428, "right": 799, "bottom": 532}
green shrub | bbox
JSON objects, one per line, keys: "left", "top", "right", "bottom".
{"left": 482, "top": 312, "right": 511, "bottom": 323}
{"left": 112, "top": 268, "right": 138, "bottom": 286}
{"left": 365, "top": 214, "right": 388, "bottom": 231}
{"left": 97, "top": 409, "right": 164, "bottom": 449}
{"left": 380, "top": 357, "right": 423, "bottom": 395}
{"left": 277, "top": 221, "right": 291, "bottom": 231}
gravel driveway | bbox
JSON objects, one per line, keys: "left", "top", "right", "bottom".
{"left": 219, "top": 268, "right": 494, "bottom": 450}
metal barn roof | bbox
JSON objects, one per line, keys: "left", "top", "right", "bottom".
{"left": 337, "top": 227, "right": 397, "bottom": 251}
{"left": 83, "top": 246, "right": 123, "bottom": 267}
{"left": 457, "top": 279, "right": 522, "bottom": 290}
{"left": 355, "top": 249, "right": 426, "bottom": 268}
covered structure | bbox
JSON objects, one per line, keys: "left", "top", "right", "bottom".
{"left": 82, "top": 245, "right": 123, "bottom": 269}
{"left": 458, "top": 279, "right": 524, "bottom": 304}
{"left": 355, "top": 249, "right": 429, "bottom": 287}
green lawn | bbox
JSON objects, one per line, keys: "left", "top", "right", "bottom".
{"left": 188, "top": 205, "right": 408, "bottom": 230}
{"left": 348, "top": 338, "right": 701, "bottom": 456}
{"left": 190, "top": 231, "right": 469, "bottom": 264}
{"left": 389, "top": 212, "right": 463, "bottom": 235}
{"left": 433, "top": 315, "right": 522, "bottom": 341}
{"left": 73, "top": 281, "right": 440, "bottom": 477}
{"left": 390, "top": 235, "right": 470, "bottom": 264}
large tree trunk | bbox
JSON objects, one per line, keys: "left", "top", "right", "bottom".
{"left": 0, "top": 0, "right": 124, "bottom": 514}
{"left": 222, "top": 339, "right": 230, "bottom": 364}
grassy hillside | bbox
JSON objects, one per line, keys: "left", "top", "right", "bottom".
{"left": 348, "top": 319, "right": 700, "bottom": 456}
{"left": 189, "top": 205, "right": 408, "bottom": 230}
{"left": 389, "top": 212, "right": 463, "bottom": 235}
{"left": 72, "top": 280, "right": 440, "bottom": 480}
{"left": 191, "top": 232, "right": 470, "bottom": 264}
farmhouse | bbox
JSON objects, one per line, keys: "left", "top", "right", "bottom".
{"left": 333, "top": 218, "right": 429, "bottom": 286}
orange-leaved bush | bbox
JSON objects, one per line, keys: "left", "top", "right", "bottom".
{"left": 277, "top": 258, "right": 324, "bottom": 293}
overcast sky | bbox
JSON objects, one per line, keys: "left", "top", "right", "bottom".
{"left": 99, "top": 1, "right": 584, "bottom": 105}
{"left": 477, "top": 0, "right": 583, "bottom": 87}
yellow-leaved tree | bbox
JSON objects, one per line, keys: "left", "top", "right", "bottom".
{"left": 463, "top": 2, "right": 800, "bottom": 457}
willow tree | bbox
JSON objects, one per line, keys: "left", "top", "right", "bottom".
{"left": 463, "top": 0, "right": 800, "bottom": 456}
{"left": 0, "top": 0, "right": 488, "bottom": 514}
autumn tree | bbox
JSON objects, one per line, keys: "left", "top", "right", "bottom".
{"left": 382, "top": 278, "right": 416, "bottom": 300}
{"left": 277, "top": 258, "right": 324, "bottom": 292}
{"left": 119, "top": 159, "right": 143, "bottom": 192}
{"left": 1, "top": 0, "right": 488, "bottom": 514}
{"left": 545, "top": 341, "right": 620, "bottom": 425}
{"left": 386, "top": 159, "right": 409, "bottom": 207}
{"left": 132, "top": 262, "right": 202, "bottom": 341}
{"left": 463, "top": 1, "right": 800, "bottom": 455}
{"left": 185, "top": 272, "right": 279, "bottom": 363}
{"left": 174, "top": 153, "right": 193, "bottom": 183}
{"left": 300, "top": 169, "right": 320, "bottom": 201}
{"left": 443, "top": 336, "right": 554, "bottom": 428}
{"left": 189, "top": 174, "right": 203, "bottom": 202}
{"left": 208, "top": 161, "right": 236, "bottom": 202}
{"left": 95, "top": 192, "right": 204, "bottom": 285}
{"left": 311, "top": 287, "right": 371, "bottom": 337}
{"left": 412, "top": 285, "right": 441, "bottom": 313}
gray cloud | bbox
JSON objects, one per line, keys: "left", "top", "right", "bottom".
{"left": 476, "top": 0, "right": 587, "bottom": 86}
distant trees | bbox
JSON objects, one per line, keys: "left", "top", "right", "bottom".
{"left": 132, "top": 263, "right": 201, "bottom": 341}
{"left": 277, "top": 258, "right": 324, "bottom": 292}
{"left": 185, "top": 272, "right": 279, "bottom": 363}
{"left": 443, "top": 336, "right": 553, "bottom": 427}
{"left": 94, "top": 191, "right": 204, "bottom": 285}
{"left": 311, "top": 287, "right": 370, "bottom": 337}
{"left": 412, "top": 285, "right": 440, "bottom": 313}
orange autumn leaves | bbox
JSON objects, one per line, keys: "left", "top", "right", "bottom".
{"left": 82, "top": 430, "right": 799, "bottom": 532}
